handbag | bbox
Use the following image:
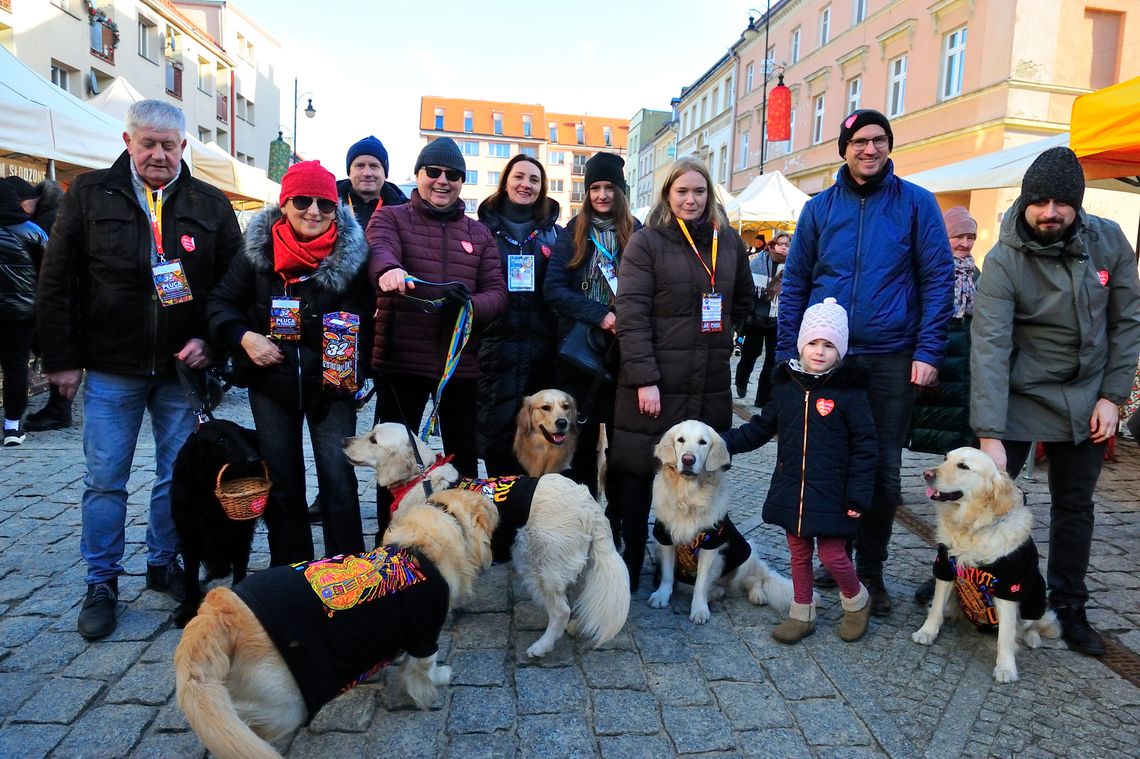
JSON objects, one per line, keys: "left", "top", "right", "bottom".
{"left": 557, "top": 321, "right": 615, "bottom": 385}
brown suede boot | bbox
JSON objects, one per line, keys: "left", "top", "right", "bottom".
{"left": 839, "top": 584, "right": 871, "bottom": 642}
{"left": 773, "top": 601, "right": 816, "bottom": 644}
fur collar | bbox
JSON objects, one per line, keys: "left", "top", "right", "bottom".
{"left": 242, "top": 204, "right": 368, "bottom": 292}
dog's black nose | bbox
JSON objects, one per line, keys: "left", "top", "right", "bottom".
{"left": 555, "top": 418, "right": 569, "bottom": 431}
{"left": 681, "top": 453, "right": 697, "bottom": 468}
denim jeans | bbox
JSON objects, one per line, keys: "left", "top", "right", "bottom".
{"left": 1004, "top": 438, "right": 1104, "bottom": 608}
{"left": 81, "top": 371, "right": 196, "bottom": 584}
{"left": 249, "top": 390, "right": 363, "bottom": 565}
{"left": 847, "top": 353, "right": 915, "bottom": 581}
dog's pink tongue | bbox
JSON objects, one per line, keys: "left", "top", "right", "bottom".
{"left": 551, "top": 433, "right": 566, "bottom": 444}
{"left": 925, "top": 486, "right": 938, "bottom": 499}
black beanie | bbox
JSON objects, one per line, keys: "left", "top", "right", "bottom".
{"left": 345, "top": 135, "right": 389, "bottom": 177}
{"left": 837, "top": 109, "right": 894, "bottom": 157}
{"left": 4, "top": 176, "right": 38, "bottom": 200}
{"left": 584, "top": 152, "right": 627, "bottom": 194}
{"left": 1020, "top": 146, "right": 1085, "bottom": 210}
{"left": 414, "top": 137, "right": 466, "bottom": 176}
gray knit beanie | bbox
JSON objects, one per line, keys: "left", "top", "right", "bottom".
{"left": 415, "top": 137, "right": 466, "bottom": 176}
{"left": 1020, "top": 146, "right": 1085, "bottom": 210}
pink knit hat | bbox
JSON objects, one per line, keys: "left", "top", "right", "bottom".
{"left": 942, "top": 206, "right": 977, "bottom": 237}
{"left": 798, "top": 297, "right": 849, "bottom": 359}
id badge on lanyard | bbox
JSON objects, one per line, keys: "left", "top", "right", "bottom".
{"left": 591, "top": 231, "right": 619, "bottom": 297}
{"left": 677, "top": 219, "right": 721, "bottom": 333}
{"left": 270, "top": 299, "right": 302, "bottom": 340}
{"left": 145, "top": 187, "right": 194, "bottom": 307}
{"left": 507, "top": 254, "right": 536, "bottom": 292}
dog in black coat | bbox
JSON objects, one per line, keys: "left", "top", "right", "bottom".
{"left": 171, "top": 419, "right": 263, "bottom": 627}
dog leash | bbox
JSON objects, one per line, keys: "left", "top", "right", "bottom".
{"left": 387, "top": 378, "right": 437, "bottom": 502}
{"left": 174, "top": 359, "right": 217, "bottom": 426}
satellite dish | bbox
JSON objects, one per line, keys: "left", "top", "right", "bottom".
{"left": 88, "top": 70, "right": 101, "bottom": 95}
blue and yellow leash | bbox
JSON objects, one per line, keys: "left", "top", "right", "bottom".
{"left": 400, "top": 276, "right": 474, "bottom": 441}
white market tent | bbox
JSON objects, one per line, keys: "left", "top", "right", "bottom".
{"left": 724, "top": 170, "right": 810, "bottom": 227}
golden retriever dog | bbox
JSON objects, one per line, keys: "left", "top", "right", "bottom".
{"left": 513, "top": 389, "right": 578, "bottom": 477}
{"left": 173, "top": 489, "right": 498, "bottom": 759}
{"left": 344, "top": 423, "right": 630, "bottom": 658}
{"left": 648, "top": 420, "right": 794, "bottom": 624}
{"left": 912, "top": 447, "right": 1060, "bottom": 683}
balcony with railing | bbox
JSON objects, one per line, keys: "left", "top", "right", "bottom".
{"left": 90, "top": 17, "right": 117, "bottom": 64}
{"left": 165, "top": 58, "right": 183, "bottom": 98}
{"left": 217, "top": 93, "right": 228, "bottom": 124}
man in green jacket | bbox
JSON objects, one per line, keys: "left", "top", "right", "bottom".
{"left": 971, "top": 147, "right": 1140, "bottom": 657}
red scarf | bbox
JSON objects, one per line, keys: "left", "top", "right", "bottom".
{"left": 272, "top": 216, "right": 337, "bottom": 278}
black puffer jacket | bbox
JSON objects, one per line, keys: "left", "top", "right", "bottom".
{"left": 908, "top": 316, "right": 975, "bottom": 455}
{"left": 0, "top": 220, "right": 47, "bottom": 320}
{"left": 474, "top": 199, "right": 561, "bottom": 459}
{"left": 207, "top": 204, "right": 372, "bottom": 412}
{"left": 724, "top": 363, "right": 878, "bottom": 538}
{"left": 37, "top": 152, "right": 243, "bottom": 375}
{"left": 335, "top": 178, "right": 409, "bottom": 230}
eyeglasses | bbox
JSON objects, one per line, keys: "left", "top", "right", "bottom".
{"left": 423, "top": 166, "right": 464, "bottom": 182}
{"left": 290, "top": 196, "right": 337, "bottom": 214}
{"left": 848, "top": 136, "right": 890, "bottom": 151}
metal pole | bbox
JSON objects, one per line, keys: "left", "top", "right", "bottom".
{"left": 292, "top": 76, "right": 298, "bottom": 165}
{"left": 760, "top": 0, "right": 770, "bottom": 175}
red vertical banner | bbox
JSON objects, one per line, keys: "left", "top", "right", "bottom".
{"left": 768, "top": 79, "right": 792, "bottom": 142}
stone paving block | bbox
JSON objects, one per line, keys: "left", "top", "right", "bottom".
{"left": 0, "top": 722, "right": 68, "bottom": 759}
{"left": 634, "top": 624, "right": 697, "bottom": 663}
{"left": 813, "top": 746, "right": 889, "bottom": 759}
{"left": 517, "top": 713, "right": 595, "bottom": 758}
{"left": 153, "top": 701, "right": 189, "bottom": 732}
{"left": 306, "top": 686, "right": 375, "bottom": 733}
{"left": 513, "top": 632, "right": 575, "bottom": 666}
{"left": 450, "top": 611, "right": 511, "bottom": 648}
{"left": 576, "top": 628, "right": 635, "bottom": 652}
{"left": 662, "top": 704, "right": 735, "bottom": 754}
{"left": 140, "top": 628, "right": 182, "bottom": 663}
{"left": 580, "top": 649, "right": 647, "bottom": 689}
{"left": 694, "top": 642, "right": 766, "bottom": 682}
{"left": 592, "top": 688, "right": 661, "bottom": 735}
{"left": 53, "top": 703, "right": 155, "bottom": 758}
{"left": 446, "top": 731, "right": 518, "bottom": 758}
{"left": 446, "top": 686, "right": 515, "bottom": 734}
{"left": 13, "top": 676, "right": 104, "bottom": 723}
{"left": 363, "top": 709, "right": 444, "bottom": 757}
{"left": 100, "top": 607, "right": 170, "bottom": 642}
{"left": 130, "top": 729, "right": 207, "bottom": 759}
{"left": 515, "top": 666, "right": 587, "bottom": 714}
{"left": 289, "top": 730, "right": 370, "bottom": 758}
{"left": 0, "top": 671, "right": 44, "bottom": 716}
{"left": 789, "top": 699, "right": 872, "bottom": 746}
{"left": 711, "top": 681, "right": 793, "bottom": 730}
{"left": 512, "top": 602, "right": 549, "bottom": 631}
{"left": 455, "top": 564, "right": 511, "bottom": 613}
{"left": 105, "top": 661, "right": 175, "bottom": 706}
{"left": 646, "top": 662, "right": 712, "bottom": 706}
{"left": 10, "top": 589, "right": 82, "bottom": 619}
{"left": 761, "top": 646, "right": 838, "bottom": 700}
{"left": 4, "top": 630, "right": 87, "bottom": 673}
{"left": 737, "top": 624, "right": 785, "bottom": 661}
{"left": 738, "top": 728, "right": 813, "bottom": 758}
{"left": 598, "top": 734, "right": 676, "bottom": 759}
{"left": 449, "top": 649, "right": 507, "bottom": 686}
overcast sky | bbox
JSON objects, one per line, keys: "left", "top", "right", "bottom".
{"left": 233, "top": 0, "right": 762, "bottom": 180}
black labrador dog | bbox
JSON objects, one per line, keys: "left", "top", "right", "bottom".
{"left": 171, "top": 419, "right": 263, "bottom": 627}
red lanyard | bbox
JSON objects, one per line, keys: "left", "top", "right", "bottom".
{"left": 676, "top": 218, "right": 718, "bottom": 289}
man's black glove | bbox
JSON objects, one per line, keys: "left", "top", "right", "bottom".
{"left": 441, "top": 282, "right": 471, "bottom": 310}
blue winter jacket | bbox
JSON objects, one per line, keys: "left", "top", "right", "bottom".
{"left": 776, "top": 162, "right": 953, "bottom": 366}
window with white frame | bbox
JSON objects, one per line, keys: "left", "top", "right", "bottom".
{"left": 549, "top": 179, "right": 564, "bottom": 193}
{"left": 464, "top": 111, "right": 473, "bottom": 133}
{"left": 549, "top": 122, "right": 558, "bottom": 142}
{"left": 460, "top": 141, "right": 479, "bottom": 156}
{"left": 138, "top": 18, "right": 157, "bottom": 61}
{"left": 819, "top": 6, "right": 831, "bottom": 47}
{"left": 682, "top": 111, "right": 689, "bottom": 136}
{"left": 463, "top": 199, "right": 477, "bottom": 213}
{"left": 519, "top": 146, "right": 537, "bottom": 158}
{"left": 699, "top": 97, "right": 707, "bottom": 125}
{"left": 788, "top": 106, "right": 797, "bottom": 148}
{"left": 812, "top": 94, "right": 826, "bottom": 144}
{"left": 942, "top": 26, "right": 967, "bottom": 100}
{"left": 493, "top": 111, "right": 503, "bottom": 135}
{"left": 197, "top": 58, "right": 211, "bottom": 93}
{"left": 488, "top": 143, "right": 510, "bottom": 158}
{"left": 719, "top": 146, "right": 727, "bottom": 184}
{"left": 739, "top": 131, "right": 750, "bottom": 169}
{"left": 575, "top": 123, "right": 585, "bottom": 145}
{"left": 50, "top": 61, "right": 72, "bottom": 93}
{"left": 712, "top": 87, "right": 720, "bottom": 114}
{"left": 791, "top": 27, "right": 801, "bottom": 63}
{"left": 853, "top": 0, "right": 867, "bottom": 25}
{"left": 604, "top": 125, "right": 612, "bottom": 147}
{"left": 523, "top": 114, "right": 532, "bottom": 137}
{"left": 746, "top": 62, "right": 755, "bottom": 93}
{"left": 888, "top": 55, "right": 907, "bottom": 117}
{"left": 548, "top": 150, "right": 565, "bottom": 165}
{"left": 246, "top": 99, "right": 255, "bottom": 125}
{"left": 487, "top": 171, "right": 501, "bottom": 186}
{"left": 465, "top": 170, "right": 478, "bottom": 184}
{"left": 847, "top": 77, "right": 861, "bottom": 114}
{"left": 724, "top": 77, "right": 733, "bottom": 109}
{"left": 434, "top": 108, "right": 444, "bottom": 130}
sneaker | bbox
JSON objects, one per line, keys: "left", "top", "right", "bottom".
{"left": 1055, "top": 604, "right": 1106, "bottom": 657}
{"left": 3, "top": 423, "right": 25, "bottom": 447}
{"left": 865, "top": 579, "right": 893, "bottom": 617}
{"left": 813, "top": 565, "right": 837, "bottom": 588}
{"left": 25, "top": 409, "right": 71, "bottom": 432}
{"left": 78, "top": 581, "right": 119, "bottom": 640}
{"left": 914, "top": 578, "right": 936, "bottom": 605}
{"left": 146, "top": 558, "right": 187, "bottom": 603}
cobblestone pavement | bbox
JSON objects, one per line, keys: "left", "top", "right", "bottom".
{"left": 0, "top": 379, "right": 1137, "bottom": 758}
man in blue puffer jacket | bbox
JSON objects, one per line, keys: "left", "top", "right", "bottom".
{"left": 777, "top": 109, "right": 953, "bottom": 617}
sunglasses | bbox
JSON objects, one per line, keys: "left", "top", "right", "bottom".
{"left": 423, "top": 166, "right": 464, "bottom": 182}
{"left": 291, "top": 196, "right": 337, "bottom": 214}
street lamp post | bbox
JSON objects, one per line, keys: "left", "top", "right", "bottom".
{"left": 292, "top": 76, "right": 316, "bottom": 164}
{"left": 749, "top": 4, "right": 772, "bottom": 175}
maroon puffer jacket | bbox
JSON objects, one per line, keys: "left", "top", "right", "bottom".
{"left": 367, "top": 191, "right": 506, "bottom": 379}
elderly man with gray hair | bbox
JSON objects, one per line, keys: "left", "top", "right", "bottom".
{"left": 37, "top": 99, "right": 243, "bottom": 640}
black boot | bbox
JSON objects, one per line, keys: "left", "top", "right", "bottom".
{"left": 1054, "top": 604, "right": 1106, "bottom": 657}
{"left": 26, "top": 387, "right": 73, "bottom": 431}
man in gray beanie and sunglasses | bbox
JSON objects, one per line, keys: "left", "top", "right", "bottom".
{"left": 971, "top": 146, "right": 1140, "bottom": 657}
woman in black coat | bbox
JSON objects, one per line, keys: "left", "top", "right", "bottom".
{"left": 476, "top": 155, "right": 561, "bottom": 476}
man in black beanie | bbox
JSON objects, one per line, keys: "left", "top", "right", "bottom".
{"left": 338, "top": 135, "right": 407, "bottom": 229}
{"left": 971, "top": 146, "right": 1140, "bottom": 656}
{"left": 778, "top": 108, "right": 953, "bottom": 616}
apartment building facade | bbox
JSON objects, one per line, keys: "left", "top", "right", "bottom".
{"left": 675, "top": 53, "right": 736, "bottom": 190}
{"left": 0, "top": 0, "right": 285, "bottom": 171}
{"left": 627, "top": 108, "right": 672, "bottom": 209}
{"left": 729, "top": 0, "right": 1139, "bottom": 247}
{"left": 419, "top": 96, "right": 629, "bottom": 222}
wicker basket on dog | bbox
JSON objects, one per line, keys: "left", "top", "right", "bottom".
{"left": 214, "top": 463, "right": 272, "bottom": 521}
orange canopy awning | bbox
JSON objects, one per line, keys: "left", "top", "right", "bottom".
{"left": 1070, "top": 77, "right": 1140, "bottom": 181}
